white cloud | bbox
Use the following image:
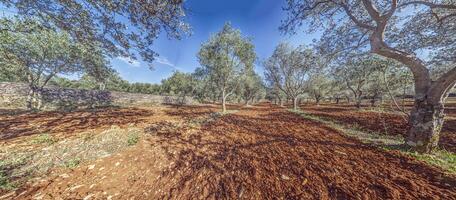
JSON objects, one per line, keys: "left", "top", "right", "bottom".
{"left": 117, "top": 56, "right": 141, "bottom": 67}
{"left": 154, "top": 56, "right": 184, "bottom": 71}
{"left": 155, "top": 56, "right": 176, "bottom": 67}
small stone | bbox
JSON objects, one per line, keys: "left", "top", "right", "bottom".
{"left": 302, "top": 178, "right": 308, "bottom": 185}
{"left": 88, "top": 164, "right": 95, "bottom": 170}
{"left": 70, "top": 185, "right": 84, "bottom": 191}
{"left": 83, "top": 194, "right": 94, "bottom": 200}
{"left": 281, "top": 175, "right": 290, "bottom": 180}
{"left": 59, "top": 174, "right": 70, "bottom": 178}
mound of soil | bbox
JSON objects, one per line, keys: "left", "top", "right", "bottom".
{"left": 8, "top": 104, "right": 456, "bottom": 199}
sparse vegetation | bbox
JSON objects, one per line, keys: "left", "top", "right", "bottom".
{"left": 31, "top": 134, "right": 57, "bottom": 145}
{"left": 127, "top": 133, "right": 140, "bottom": 146}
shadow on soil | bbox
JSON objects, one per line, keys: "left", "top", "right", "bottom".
{"left": 0, "top": 107, "right": 155, "bottom": 141}
{"left": 145, "top": 104, "right": 456, "bottom": 199}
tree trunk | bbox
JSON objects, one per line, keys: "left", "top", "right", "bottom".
{"left": 370, "top": 97, "right": 376, "bottom": 107}
{"left": 355, "top": 96, "right": 362, "bottom": 109}
{"left": 315, "top": 98, "right": 320, "bottom": 106}
{"left": 222, "top": 89, "right": 227, "bottom": 113}
{"left": 26, "top": 86, "right": 42, "bottom": 110}
{"left": 26, "top": 88, "right": 35, "bottom": 110}
{"left": 406, "top": 100, "right": 445, "bottom": 153}
{"left": 335, "top": 98, "right": 340, "bottom": 104}
{"left": 292, "top": 97, "right": 298, "bottom": 110}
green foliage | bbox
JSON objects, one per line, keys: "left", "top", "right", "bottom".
{"left": 0, "top": 171, "right": 14, "bottom": 191}
{"left": 64, "top": 158, "right": 81, "bottom": 169}
{"left": 197, "top": 22, "right": 257, "bottom": 111}
{"left": 240, "top": 70, "right": 265, "bottom": 104}
{"left": 161, "top": 71, "right": 195, "bottom": 97}
{"left": 127, "top": 133, "right": 140, "bottom": 146}
{"left": 0, "top": 17, "right": 111, "bottom": 109}
{"left": 1, "top": 0, "right": 189, "bottom": 64}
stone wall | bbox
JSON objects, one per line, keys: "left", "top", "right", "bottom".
{"left": 0, "top": 82, "right": 194, "bottom": 110}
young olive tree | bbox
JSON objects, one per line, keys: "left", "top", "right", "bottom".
{"left": 264, "top": 43, "right": 315, "bottom": 110}
{"left": 307, "top": 73, "right": 332, "bottom": 105}
{"left": 161, "top": 71, "right": 195, "bottom": 104}
{"left": 0, "top": 18, "right": 109, "bottom": 110}
{"left": 333, "top": 57, "right": 380, "bottom": 109}
{"left": 241, "top": 70, "right": 265, "bottom": 105}
{"left": 197, "top": 23, "right": 256, "bottom": 112}
{"left": 281, "top": 0, "right": 456, "bottom": 152}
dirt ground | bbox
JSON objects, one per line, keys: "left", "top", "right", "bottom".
{"left": 299, "top": 104, "right": 456, "bottom": 152}
{"left": 2, "top": 103, "right": 455, "bottom": 199}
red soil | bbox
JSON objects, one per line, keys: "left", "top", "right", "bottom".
{"left": 9, "top": 103, "right": 456, "bottom": 199}
{"left": 300, "top": 104, "right": 456, "bottom": 152}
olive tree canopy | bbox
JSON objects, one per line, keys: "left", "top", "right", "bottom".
{"left": 281, "top": 0, "right": 456, "bottom": 152}
{"left": 198, "top": 23, "right": 256, "bottom": 112}
{"left": 0, "top": 0, "right": 190, "bottom": 65}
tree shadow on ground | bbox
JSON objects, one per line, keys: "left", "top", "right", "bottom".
{"left": 144, "top": 105, "right": 456, "bottom": 199}
{"left": 0, "top": 107, "right": 155, "bottom": 141}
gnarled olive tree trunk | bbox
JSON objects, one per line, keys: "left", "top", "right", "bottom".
{"left": 406, "top": 98, "right": 445, "bottom": 152}
{"left": 370, "top": 30, "right": 456, "bottom": 153}
{"left": 26, "top": 86, "right": 43, "bottom": 110}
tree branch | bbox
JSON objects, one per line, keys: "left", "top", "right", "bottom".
{"left": 339, "top": 3, "right": 375, "bottom": 30}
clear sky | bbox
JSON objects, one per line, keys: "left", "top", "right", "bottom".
{"left": 112, "top": 0, "right": 318, "bottom": 84}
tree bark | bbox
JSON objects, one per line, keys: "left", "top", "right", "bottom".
{"left": 222, "top": 89, "right": 227, "bottom": 113}
{"left": 370, "top": 97, "right": 376, "bottom": 107}
{"left": 406, "top": 99, "right": 445, "bottom": 153}
{"left": 26, "top": 87, "right": 35, "bottom": 110}
{"left": 292, "top": 96, "right": 298, "bottom": 110}
{"left": 355, "top": 96, "right": 362, "bottom": 109}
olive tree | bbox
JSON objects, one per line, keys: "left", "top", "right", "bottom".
{"left": 161, "top": 71, "right": 195, "bottom": 104}
{"left": 281, "top": 0, "right": 456, "bottom": 152}
{"left": 333, "top": 57, "right": 380, "bottom": 109}
{"left": 1, "top": 0, "right": 189, "bottom": 65}
{"left": 241, "top": 70, "right": 265, "bottom": 105}
{"left": 197, "top": 23, "right": 256, "bottom": 112}
{"left": 0, "top": 18, "right": 109, "bottom": 109}
{"left": 264, "top": 43, "right": 315, "bottom": 110}
{"left": 307, "top": 72, "right": 332, "bottom": 105}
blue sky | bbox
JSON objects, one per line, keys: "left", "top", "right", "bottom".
{"left": 113, "top": 0, "right": 318, "bottom": 84}
{"left": 0, "top": 0, "right": 318, "bottom": 84}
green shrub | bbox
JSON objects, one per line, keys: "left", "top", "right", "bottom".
{"left": 127, "top": 133, "right": 139, "bottom": 146}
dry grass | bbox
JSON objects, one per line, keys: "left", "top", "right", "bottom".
{"left": 0, "top": 125, "right": 142, "bottom": 191}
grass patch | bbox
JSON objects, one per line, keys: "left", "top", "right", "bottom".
{"left": 31, "top": 133, "right": 57, "bottom": 145}
{"left": 64, "top": 158, "right": 81, "bottom": 169}
{"left": 0, "top": 171, "right": 15, "bottom": 191}
{"left": 127, "top": 132, "right": 140, "bottom": 146}
{"left": 291, "top": 109, "right": 456, "bottom": 174}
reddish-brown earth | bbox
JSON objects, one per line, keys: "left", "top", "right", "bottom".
{"left": 6, "top": 103, "right": 456, "bottom": 199}
{"left": 300, "top": 104, "right": 456, "bottom": 152}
